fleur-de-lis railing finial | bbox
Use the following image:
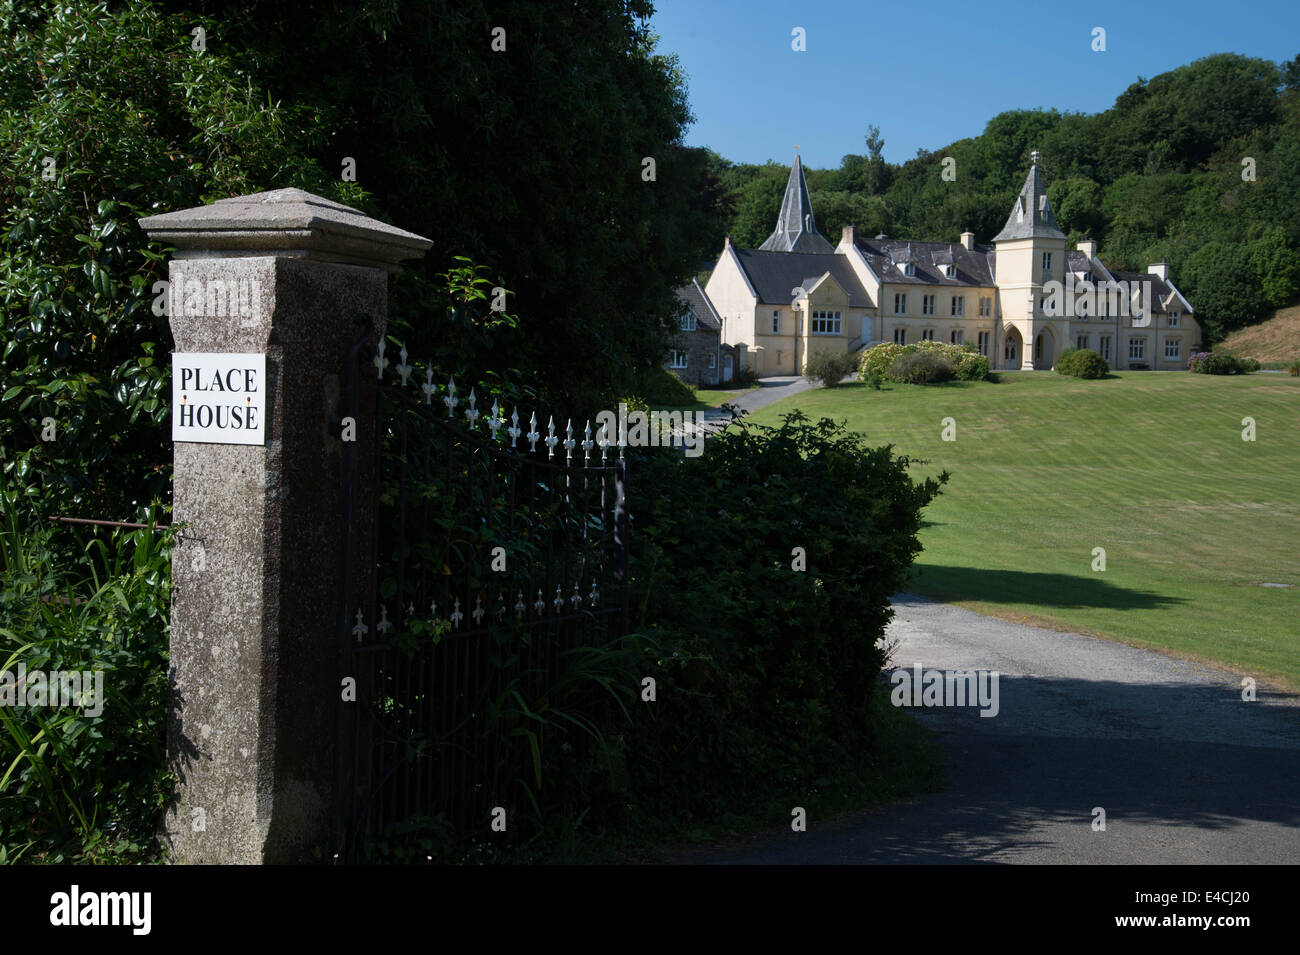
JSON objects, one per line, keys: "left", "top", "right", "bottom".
{"left": 553, "top": 584, "right": 564, "bottom": 613}
{"left": 515, "top": 590, "right": 526, "bottom": 615}
{"left": 450, "top": 597, "right": 464, "bottom": 630}
{"left": 563, "top": 419, "right": 575, "bottom": 465}
{"left": 596, "top": 420, "right": 609, "bottom": 463}
{"left": 374, "top": 339, "right": 389, "bottom": 381}
{"left": 496, "top": 595, "right": 507, "bottom": 621}
{"left": 571, "top": 583, "right": 582, "bottom": 608}
{"left": 472, "top": 596, "right": 485, "bottom": 626}
{"left": 351, "top": 609, "right": 368, "bottom": 643}
{"left": 582, "top": 420, "right": 594, "bottom": 465}
{"left": 527, "top": 412, "right": 540, "bottom": 453}
{"left": 395, "top": 344, "right": 412, "bottom": 386}
{"left": 422, "top": 366, "right": 436, "bottom": 405}
{"left": 443, "top": 376, "right": 459, "bottom": 418}
{"left": 465, "top": 388, "right": 480, "bottom": 428}
{"left": 488, "top": 400, "right": 504, "bottom": 441}
{"left": 589, "top": 581, "right": 599, "bottom": 605}
{"left": 376, "top": 604, "right": 392, "bottom": 634}
{"left": 534, "top": 589, "right": 545, "bottom": 615}
{"left": 508, "top": 408, "right": 521, "bottom": 448}
{"left": 545, "top": 416, "right": 558, "bottom": 459}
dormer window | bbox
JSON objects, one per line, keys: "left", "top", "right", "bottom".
{"left": 940, "top": 264, "right": 955, "bottom": 278}
{"left": 903, "top": 262, "right": 916, "bottom": 277}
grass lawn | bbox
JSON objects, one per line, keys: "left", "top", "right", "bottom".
{"left": 747, "top": 371, "right": 1300, "bottom": 690}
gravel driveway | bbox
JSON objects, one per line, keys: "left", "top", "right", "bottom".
{"left": 700, "top": 593, "right": 1300, "bottom": 864}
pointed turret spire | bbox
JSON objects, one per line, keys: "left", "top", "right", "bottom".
{"left": 758, "top": 154, "right": 834, "bottom": 253}
{"left": 993, "top": 155, "right": 1065, "bottom": 242}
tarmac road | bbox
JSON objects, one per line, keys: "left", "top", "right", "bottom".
{"left": 702, "top": 593, "right": 1300, "bottom": 864}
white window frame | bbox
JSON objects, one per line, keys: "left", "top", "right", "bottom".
{"left": 894, "top": 293, "right": 907, "bottom": 315}
{"left": 951, "top": 296, "right": 964, "bottom": 317}
{"left": 979, "top": 297, "right": 991, "bottom": 317}
{"left": 1099, "top": 335, "right": 1111, "bottom": 361}
{"left": 1164, "top": 339, "right": 1180, "bottom": 359}
{"left": 1167, "top": 311, "right": 1180, "bottom": 327}
{"left": 680, "top": 312, "right": 697, "bottom": 331}
{"left": 810, "top": 309, "right": 842, "bottom": 335}
{"left": 893, "top": 327, "right": 907, "bottom": 345}
{"left": 922, "top": 294, "right": 936, "bottom": 317}
{"left": 978, "top": 331, "right": 990, "bottom": 357}
{"left": 772, "top": 311, "right": 780, "bottom": 334}
{"left": 1077, "top": 335, "right": 1088, "bottom": 351}
{"left": 950, "top": 329, "right": 963, "bottom": 344}
{"left": 669, "top": 350, "right": 688, "bottom": 369}
{"left": 1128, "top": 338, "right": 1144, "bottom": 360}
{"left": 1042, "top": 252, "right": 1052, "bottom": 271}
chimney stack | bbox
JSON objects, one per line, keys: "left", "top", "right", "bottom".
{"left": 1147, "top": 261, "right": 1169, "bottom": 281}
{"left": 1077, "top": 238, "right": 1097, "bottom": 259}
{"left": 960, "top": 229, "right": 975, "bottom": 251}
{"left": 841, "top": 224, "right": 855, "bottom": 247}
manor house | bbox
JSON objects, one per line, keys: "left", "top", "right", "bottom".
{"left": 699, "top": 153, "right": 1200, "bottom": 375}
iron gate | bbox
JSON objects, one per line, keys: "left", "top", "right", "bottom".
{"left": 333, "top": 328, "right": 629, "bottom": 860}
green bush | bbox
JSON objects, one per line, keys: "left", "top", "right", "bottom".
{"left": 0, "top": 490, "right": 173, "bottom": 863}
{"left": 802, "top": 350, "right": 858, "bottom": 387}
{"left": 1055, "top": 347, "right": 1109, "bottom": 379}
{"left": 888, "top": 350, "right": 955, "bottom": 384}
{"left": 1289, "top": 360, "right": 1300, "bottom": 377}
{"left": 624, "top": 364, "right": 696, "bottom": 407}
{"left": 618, "top": 411, "right": 947, "bottom": 821}
{"left": 859, "top": 340, "right": 988, "bottom": 382}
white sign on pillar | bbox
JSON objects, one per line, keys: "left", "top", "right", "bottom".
{"left": 172, "top": 352, "right": 266, "bottom": 445}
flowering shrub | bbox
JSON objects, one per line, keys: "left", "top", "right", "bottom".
{"left": 859, "top": 340, "right": 989, "bottom": 382}
{"left": 1187, "top": 352, "right": 1259, "bottom": 374}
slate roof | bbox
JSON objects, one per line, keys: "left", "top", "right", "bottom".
{"left": 993, "top": 163, "right": 1066, "bottom": 241}
{"left": 733, "top": 248, "right": 874, "bottom": 307}
{"left": 675, "top": 278, "right": 723, "bottom": 329}
{"left": 1108, "top": 271, "right": 1192, "bottom": 315}
{"left": 853, "top": 237, "right": 996, "bottom": 287}
{"left": 757, "top": 155, "right": 835, "bottom": 253}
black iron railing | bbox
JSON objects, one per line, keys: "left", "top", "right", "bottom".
{"left": 334, "top": 330, "right": 628, "bottom": 860}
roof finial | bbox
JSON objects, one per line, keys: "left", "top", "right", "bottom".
{"left": 1030, "top": 149, "right": 1040, "bottom": 166}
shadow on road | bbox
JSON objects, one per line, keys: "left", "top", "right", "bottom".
{"left": 913, "top": 564, "right": 1187, "bottom": 612}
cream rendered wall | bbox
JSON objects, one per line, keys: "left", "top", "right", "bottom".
{"left": 994, "top": 236, "right": 1068, "bottom": 369}
{"left": 798, "top": 279, "right": 859, "bottom": 372}
{"left": 704, "top": 245, "right": 759, "bottom": 351}
{"left": 836, "top": 233, "right": 883, "bottom": 343}
{"left": 879, "top": 282, "right": 997, "bottom": 354}
{"left": 752, "top": 304, "right": 799, "bottom": 375}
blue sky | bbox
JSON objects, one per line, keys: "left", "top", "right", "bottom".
{"left": 649, "top": 0, "right": 1299, "bottom": 168}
